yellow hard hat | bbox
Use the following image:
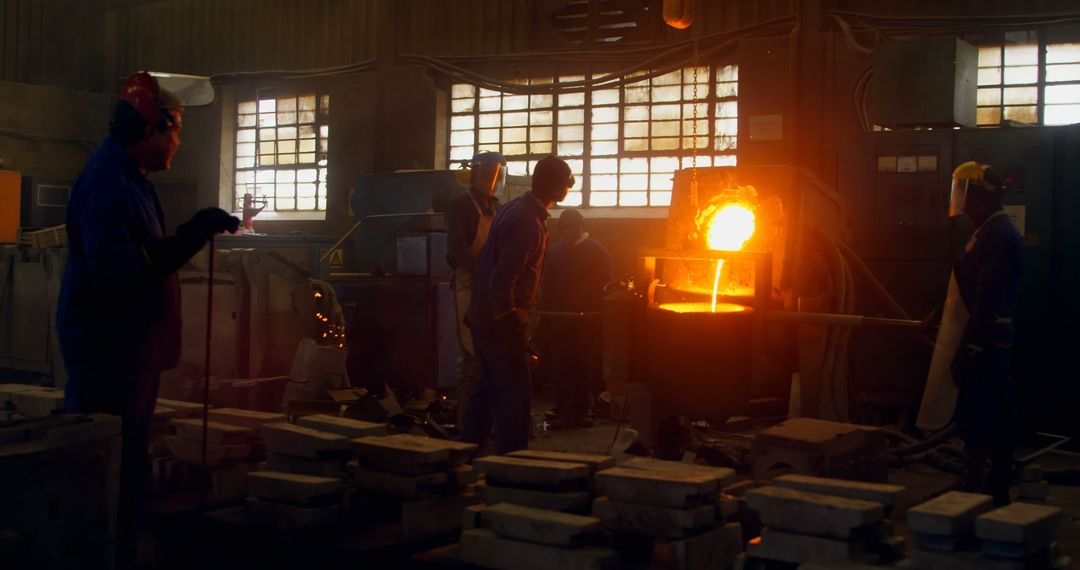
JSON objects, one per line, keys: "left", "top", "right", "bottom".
{"left": 952, "top": 160, "right": 990, "bottom": 181}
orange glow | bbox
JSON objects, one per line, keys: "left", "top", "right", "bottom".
{"left": 697, "top": 203, "right": 755, "bottom": 312}
{"left": 658, "top": 302, "right": 750, "bottom": 314}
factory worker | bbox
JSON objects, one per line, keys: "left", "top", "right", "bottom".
{"left": 447, "top": 151, "right": 504, "bottom": 426}
{"left": 460, "top": 156, "right": 574, "bottom": 454}
{"left": 540, "top": 208, "right": 612, "bottom": 429}
{"left": 58, "top": 71, "right": 239, "bottom": 567}
{"left": 917, "top": 161, "right": 1023, "bottom": 505}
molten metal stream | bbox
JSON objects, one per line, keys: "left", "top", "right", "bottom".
{"left": 703, "top": 204, "right": 756, "bottom": 311}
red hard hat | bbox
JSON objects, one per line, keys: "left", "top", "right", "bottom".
{"left": 119, "top": 71, "right": 182, "bottom": 127}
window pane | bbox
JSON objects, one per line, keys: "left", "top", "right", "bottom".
{"left": 451, "top": 115, "right": 474, "bottom": 130}
{"left": 652, "top": 121, "right": 679, "bottom": 137}
{"left": 503, "top": 127, "right": 527, "bottom": 143}
{"left": 559, "top": 109, "right": 584, "bottom": 124}
{"left": 452, "top": 84, "right": 476, "bottom": 99}
{"left": 530, "top": 126, "right": 553, "bottom": 141}
{"left": 683, "top": 102, "right": 708, "bottom": 118}
{"left": 530, "top": 94, "right": 554, "bottom": 108}
{"left": 715, "top": 135, "right": 737, "bottom": 151}
{"left": 530, "top": 110, "right": 553, "bottom": 125}
{"left": 298, "top": 95, "right": 316, "bottom": 110}
{"left": 625, "top": 138, "right": 648, "bottom": 151}
{"left": 592, "top": 107, "right": 619, "bottom": 123}
{"left": 279, "top": 140, "right": 296, "bottom": 154}
{"left": 591, "top": 191, "right": 617, "bottom": 206}
{"left": 299, "top": 139, "right": 316, "bottom": 153}
{"left": 653, "top": 70, "right": 681, "bottom": 85}
{"left": 1003, "top": 65, "right": 1038, "bottom": 85}
{"left": 450, "top": 146, "right": 473, "bottom": 161}
{"left": 258, "top": 113, "right": 276, "bottom": 127}
{"left": 237, "top": 143, "right": 255, "bottom": 157}
{"left": 558, "top": 125, "right": 584, "bottom": 142}
{"left": 479, "top": 129, "right": 500, "bottom": 144}
{"left": 450, "top": 130, "right": 475, "bottom": 146}
{"left": 1003, "top": 105, "right": 1037, "bottom": 123}
{"left": 591, "top": 175, "right": 617, "bottom": 190}
{"left": 503, "top": 95, "right": 528, "bottom": 110}
{"left": 620, "top": 157, "right": 648, "bottom": 173}
{"left": 682, "top": 156, "right": 712, "bottom": 168}
{"left": 651, "top": 191, "right": 672, "bottom": 206}
{"left": 258, "top": 99, "right": 276, "bottom": 113}
{"left": 714, "top": 154, "right": 737, "bottom": 167}
{"left": 1004, "top": 45, "right": 1037, "bottom": 66}
{"left": 1046, "top": 43, "right": 1080, "bottom": 64}
{"left": 591, "top": 123, "right": 618, "bottom": 140}
{"left": 479, "top": 114, "right": 501, "bottom": 128}
{"left": 621, "top": 192, "right": 648, "bottom": 206}
{"left": 979, "top": 46, "right": 1001, "bottom": 67}
{"left": 715, "top": 101, "right": 738, "bottom": 118}
{"left": 452, "top": 98, "right": 475, "bottom": 113}
{"left": 592, "top": 158, "right": 618, "bottom": 174}
{"left": 716, "top": 82, "right": 738, "bottom": 98}
{"left": 238, "top": 114, "right": 256, "bottom": 127}
{"left": 479, "top": 97, "right": 501, "bottom": 112}
{"left": 1044, "top": 104, "right": 1080, "bottom": 125}
{"left": 503, "top": 112, "right": 528, "bottom": 127}
{"left": 593, "top": 89, "right": 619, "bottom": 105}
{"left": 625, "top": 122, "right": 649, "bottom": 138}
{"left": 298, "top": 183, "right": 316, "bottom": 197}
{"left": 651, "top": 104, "right": 679, "bottom": 120}
{"left": 530, "top": 141, "right": 552, "bottom": 154}
{"left": 652, "top": 137, "right": 679, "bottom": 150}
{"left": 1045, "top": 84, "right": 1080, "bottom": 105}
{"left": 717, "top": 65, "right": 738, "bottom": 82}
{"left": 236, "top": 156, "right": 255, "bottom": 168}
{"left": 560, "top": 92, "right": 585, "bottom": 107}
{"left": 625, "top": 87, "right": 650, "bottom": 103}
{"left": 682, "top": 85, "right": 707, "bottom": 100}
{"left": 649, "top": 173, "right": 674, "bottom": 191}
{"left": 557, "top": 141, "right": 584, "bottom": 155}
{"left": 239, "top": 101, "right": 257, "bottom": 114}
{"left": 978, "top": 88, "right": 1002, "bottom": 106}
{"left": 652, "top": 85, "right": 681, "bottom": 102}
{"left": 978, "top": 67, "right": 1002, "bottom": 86}
{"left": 624, "top": 106, "right": 649, "bottom": 121}
{"left": 298, "top": 111, "right": 315, "bottom": 123}
{"left": 716, "top": 118, "right": 738, "bottom": 136}
{"left": 681, "top": 119, "right": 708, "bottom": 137}
{"left": 620, "top": 174, "right": 648, "bottom": 191}
{"left": 298, "top": 169, "right": 318, "bottom": 182}
{"left": 1046, "top": 64, "right": 1080, "bottom": 82}
{"left": 591, "top": 141, "right": 617, "bottom": 155}
{"left": 684, "top": 66, "right": 709, "bottom": 83}
{"left": 1003, "top": 86, "right": 1038, "bottom": 105}
{"left": 277, "top": 126, "right": 296, "bottom": 140}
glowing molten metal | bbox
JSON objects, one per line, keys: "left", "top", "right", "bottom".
{"left": 702, "top": 203, "right": 756, "bottom": 312}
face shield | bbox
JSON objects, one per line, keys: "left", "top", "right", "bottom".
{"left": 949, "top": 177, "right": 970, "bottom": 218}
{"left": 470, "top": 161, "right": 506, "bottom": 197}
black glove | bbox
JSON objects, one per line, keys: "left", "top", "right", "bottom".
{"left": 144, "top": 208, "right": 240, "bottom": 276}
{"left": 181, "top": 208, "right": 241, "bottom": 241}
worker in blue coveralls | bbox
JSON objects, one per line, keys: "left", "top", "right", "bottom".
{"left": 540, "top": 208, "right": 612, "bottom": 429}
{"left": 459, "top": 156, "right": 574, "bottom": 454}
{"left": 945, "top": 161, "right": 1023, "bottom": 505}
{"left": 58, "top": 71, "right": 239, "bottom": 567}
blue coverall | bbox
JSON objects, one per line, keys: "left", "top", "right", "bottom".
{"left": 460, "top": 193, "right": 550, "bottom": 454}
{"left": 952, "top": 210, "right": 1024, "bottom": 470}
{"left": 57, "top": 136, "right": 183, "bottom": 566}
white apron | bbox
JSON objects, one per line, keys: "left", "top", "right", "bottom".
{"left": 916, "top": 211, "right": 1009, "bottom": 430}
{"left": 453, "top": 195, "right": 494, "bottom": 355}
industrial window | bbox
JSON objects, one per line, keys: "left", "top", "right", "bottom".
{"left": 234, "top": 94, "right": 329, "bottom": 212}
{"left": 448, "top": 65, "right": 738, "bottom": 207}
{"left": 976, "top": 40, "right": 1080, "bottom": 127}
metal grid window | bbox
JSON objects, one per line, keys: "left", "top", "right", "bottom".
{"left": 234, "top": 94, "right": 329, "bottom": 212}
{"left": 449, "top": 65, "right": 738, "bottom": 207}
{"left": 977, "top": 38, "right": 1080, "bottom": 127}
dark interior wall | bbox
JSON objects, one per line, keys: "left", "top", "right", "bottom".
{"left": 0, "top": 81, "right": 109, "bottom": 179}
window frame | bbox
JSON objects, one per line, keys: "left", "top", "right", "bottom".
{"left": 233, "top": 90, "right": 330, "bottom": 214}
{"left": 447, "top": 63, "right": 738, "bottom": 208}
{"left": 973, "top": 31, "right": 1080, "bottom": 127}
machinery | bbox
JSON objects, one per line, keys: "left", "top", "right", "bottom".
{"left": 604, "top": 164, "right": 915, "bottom": 451}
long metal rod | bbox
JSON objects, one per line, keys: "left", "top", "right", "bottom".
{"left": 766, "top": 310, "right": 921, "bottom": 328}
{"left": 318, "top": 212, "right": 443, "bottom": 264}
{"left": 199, "top": 236, "right": 215, "bottom": 511}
